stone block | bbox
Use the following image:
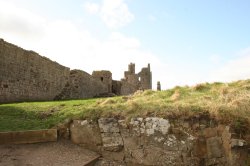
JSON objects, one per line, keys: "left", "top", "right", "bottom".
{"left": 203, "top": 127, "right": 218, "bottom": 138}
{"left": 70, "top": 120, "right": 102, "bottom": 150}
{"left": 206, "top": 137, "right": 223, "bottom": 158}
{"left": 144, "top": 117, "right": 170, "bottom": 136}
{"left": 128, "top": 146, "right": 182, "bottom": 166}
{"left": 230, "top": 139, "right": 247, "bottom": 147}
{"left": 98, "top": 118, "right": 120, "bottom": 133}
{"left": 101, "top": 133, "right": 124, "bottom": 152}
{"left": 193, "top": 137, "right": 207, "bottom": 158}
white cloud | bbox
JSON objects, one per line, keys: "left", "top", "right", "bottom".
{"left": 84, "top": 2, "right": 100, "bottom": 14}
{"left": 0, "top": 1, "right": 46, "bottom": 41}
{"left": 84, "top": 0, "right": 134, "bottom": 28}
{"left": 0, "top": 1, "right": 164, "bottom": 89}
{"left": 3, "top": 1, "right": 250, "bottom": 91}
{"left": 209, "top": 48, "right": 250, "bottom": 82}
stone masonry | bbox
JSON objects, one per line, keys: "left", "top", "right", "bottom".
{"left": 0, "top": 39, "right": 152, "bottom": 103}
{"left": 119, "top": 63, "right": 152, "bottom": 95}
{"left": 0, "top": 39, "right": 70, "bottom": 103}
{"left": 69, "top": 117, "right": 250, "bottom": 166}
{"left": 92, "top": 70, "right": 112, "bottom": 93}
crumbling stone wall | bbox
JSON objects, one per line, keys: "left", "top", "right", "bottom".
{"left": 0, "top": 39, "right": 70, "bottom": 103}
{"left": 0, "top": 39, "right": 153, "bottom": 103}
{"left": 69, "top": 117, "right": 250, "bottom": 166}
{"left": 113, "top": 63, "right": 152, "bottom": 95}
{"left": 138, "top": 64, "right": 152, "bottom": 90}
{"left": 111, "top": 80, "right": 122, "bottom": 96}
{"left": 92, "top": 71, "right": 112, "bottom": 93}
{"left": 54, "top": 70, "right": 108, "bottom": 100}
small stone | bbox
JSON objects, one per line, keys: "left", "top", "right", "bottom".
{"left": 231, "top": 139, "right": 246, "bottom": 147}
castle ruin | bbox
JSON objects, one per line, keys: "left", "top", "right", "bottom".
{"left": 0, "top": 39, "right": 152, "bottom": 103}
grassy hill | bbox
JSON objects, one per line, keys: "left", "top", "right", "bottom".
{"left": 0, "top": 79, "right": 250, "bottom": 132}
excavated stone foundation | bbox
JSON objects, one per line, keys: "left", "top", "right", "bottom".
{"left": 65, "top": 117, "right": 250, "bottom": 166}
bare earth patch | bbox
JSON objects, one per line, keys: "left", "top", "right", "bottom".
{"left": 0, "top": 140, "right": 99, "bottom": 166}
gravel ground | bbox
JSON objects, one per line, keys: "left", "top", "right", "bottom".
{"left": 0, "top": 140, "right": 99, "bottom": 166}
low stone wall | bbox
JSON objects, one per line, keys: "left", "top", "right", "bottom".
{"left": 69, "top": 117, "right": 250, "bottom": 166}
{"left": 0, "top": 129, "right": 57, "bottom": 144}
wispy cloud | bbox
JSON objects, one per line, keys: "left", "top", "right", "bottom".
{"left": 0, "top": 1, "right": 46, "bottom": 40}
{"left": 209, "top": 48, "right": 250, "bottom": 82}
{"left": 1, "top": 1, "right": 250, "bottom": 90}
{"left": 84, "top": 2, "right": 100, "bottom": 14}
{"left": 83, "top": 0, "right": 134, "bottom": 29}
{"left": 0, "top": 1, "right": 164, "bottom": 89}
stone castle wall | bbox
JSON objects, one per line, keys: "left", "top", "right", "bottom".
{"left": 0, "top": 39, "right": 153, "bottom": 103}
{"left": 55, "top": 70, "right": 108, "bottom": 100}
{"left": 92, "top": 70, "right": 112, "bottom": 93}
{"left": 0, "top": 39, "right": 70, "bottom": 103}
{"left": 114, "top": 63, "right": 152, "bottom": 95}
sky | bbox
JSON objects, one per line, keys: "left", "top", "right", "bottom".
{"left": 0, "top": 0, "right": 250, "bottom": 89}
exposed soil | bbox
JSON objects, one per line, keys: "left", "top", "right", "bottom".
{"left": 0, "top": 140, "right": 99, "bottom": 166}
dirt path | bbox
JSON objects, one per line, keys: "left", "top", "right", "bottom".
{"left": 0, "top": 140, "right": 99, "bottom": 166}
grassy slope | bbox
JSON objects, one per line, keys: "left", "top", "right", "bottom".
{"left": 0, "top": 79, "right": 250, "bottom": 132}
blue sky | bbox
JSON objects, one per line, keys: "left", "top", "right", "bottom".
{"left": 1, "top": 0, "right": 250, "bottom": 89}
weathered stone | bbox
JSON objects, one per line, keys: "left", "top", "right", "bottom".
{"left": 192, "top": 123, "right": 200, "bottom": 130}
{"left": 206, "top": 137, "right": 223, "bottom": 158}
{"left": 193, "top": 137, "right": 207, "bottom": 158}
{"left": 203, "top": 127, "right": 218, "bottom": 138}
{"left": 182, "top": 121, "right": 190, "bottom": 128}
{"left": 130, "top": 118, "right": 145, "bottom": 136}
{"left": 120, "top": 63, "right": 152, "bottom": 95}
{"left": 144, "top": 117, "right": 170, "bottom": 136}
{"left": 0, "top": 39, "right": 153, "bottom": 103}
{"left": 101, "top": 133, "right": 124, "bottom": 152}
{"left": 163, "top": 134, "right": 179, "bottom": 150}
{"left": 55, "top": 70, "right": 108, "bottom": 100}
{"left": 92, "top": 70, "right": 112, "bottom": 93}
{"left": 70, "top": 120, "right": 102, "bottom": 151}
{"left": 205, "top": 157, "right": 226, "bottom": 166}
{"left": 230, "top": 139, "right": 247, "bottom": 147}
{"left": 67, "top": 117, "right": 250, "bottom": 166}
{"left": 0, "top": 39, "right": 70, "bottom": 103}
{"left": 98, "top": 118, "right": 120, "bottom": 133}
{"left": 57, "top": 123, "right": 70, "bottom": 139}
{"left": 127, "top": 146, "right": 182, "bottom": 165}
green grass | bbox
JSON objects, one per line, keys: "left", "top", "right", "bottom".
{"left": 1, "top": 79, "right": 250, "bottom": 132}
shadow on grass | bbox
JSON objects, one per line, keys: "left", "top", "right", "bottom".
{"left": 0, "top": 106, "right": 57, "bottom": 132}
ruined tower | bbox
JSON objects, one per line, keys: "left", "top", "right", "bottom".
{"left": 124, "top": 63, "right": 139, "bottom": 86}
{"left": 92, "top": 70, "right": 112, "bottom": 93}
{"left": 115, "top": 63, "right": 152, "bottom": 95}
{"left": 138, "top": 63, "right": 152, "bottom": 90}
